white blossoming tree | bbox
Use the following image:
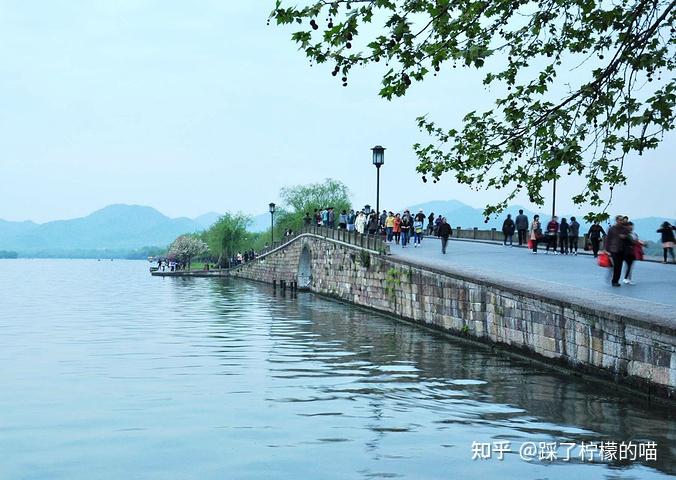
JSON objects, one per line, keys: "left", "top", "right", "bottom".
{"left": 168, "top": 235, "right": 209, "bottom": 270}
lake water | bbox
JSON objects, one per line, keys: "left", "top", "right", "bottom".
{"left": 0, "top": 259, "right": 673, "bottom": 479}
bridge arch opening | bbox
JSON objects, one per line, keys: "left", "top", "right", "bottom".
{"left": 297, "top": 244, "right": 312, "bottom": 290}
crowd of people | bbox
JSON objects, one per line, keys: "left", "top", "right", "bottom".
{"left": 303, "top": 207, "right": 455, "bottom": 253}
{"left": 156, "top": 259, "right": 186, "bottom": 272}
{"left": 229, "top": 249, "right": 258, "bottom": 267}
{"left": 159, "top": 205, "right": 675, "bottom": 288}
{"left": 590, "top": 215, "right": 676, "bottom": 286}
{"left": 302, "top": 206, "right": 675, "bottom": 287}
{"left": 522, "top": 212, "right": 588, "bottom": 255}
{"left": 513, "top": 211, "right": 675, "bottom": 286}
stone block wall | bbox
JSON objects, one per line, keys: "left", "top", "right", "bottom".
{"left": 230, "top": 234, "right": 675, "bottom": 399}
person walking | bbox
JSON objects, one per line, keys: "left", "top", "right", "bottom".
{"left": 427, "top": 212, "right": 435, "bottom": 235}
{"left": 434, "top": 215, "right": 442, "bottom": 236}
{"left": 338, "top": 210, "right": 348, "bottom": 230}
{"left": 515, "top": 209, "right": 529, "bottom": 246}
{"left": 587, "top": 221, "right": 606, "bottom": 257}
{"left": 623, "top": 221, "right": 642, "bottom": 285}
{"left": 569, "top": 216, "right": 580, "bottom": 255}
{"left": 355, "top": 211, "right": 366, "bottom": 234}
{"left": 502, "top": 214, "right": 515, "bottom": 246}
{"left": 379, "top": 210, "right": 388, "bottom": 234}
{"left": 438, "top": 217, "right": 452, "bottom": 254}
{"left": 400, "top": 210, "right": 412, "bottom": 247}
{"left": 529, "top": 215, "right": 542, "bottom": 253}
{"left": 347, "top": 210, "right": 356, "bottom": 231}
{"left": 327, "top": 207, "right": 335, "bottom": 229}
{"left": 303, "top": 212, "right": 312, "bottom": 226}
{"left": 605, "top": 215, "right": 629, "bottom": 287}
{"left": 545, "top": 216, "right": 559, "bottom": 254}
{"left": 367, "top": 212, "right": 379, "bottom": 235}
{"left": 314, "top": 208, "right": 322, "bottom": 227}
{"left": 393, "top": 213, "right": 402, "bottom": 245}
{"left": 657, "top": 221, "right": 676, "bottom": 263}
{"left": 558, "top": 218, "right": 570, "bottom": 255}
{"left": 415, "top": 209, "right": 426, "bottom": 224}
{"left": 385, "top": 211, "right": 395, "bottom": 243}
{"left": 413, "top": 217, "right": 424, "bottom": 247}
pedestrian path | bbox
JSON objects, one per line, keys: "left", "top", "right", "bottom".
{"left": 390, "top": 237, "right": 676, "bottom": 320}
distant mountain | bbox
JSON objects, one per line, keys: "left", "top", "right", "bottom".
{"left": 0, "top": 204, "right": 203, "bottom": 257}
{"left": 250, "top": 212, "right": 271, "bottom": 233}
{"left": 0, "top": 219, "right": 38, "bottom": 244}
{"left": 3, "top": 202, "right": 669, "bottom": 258}
{"left": 405, "top": 200, "right": 546, "bottom": 231}
{"left": 193, "top": 212, "right": 222, "bottom": 229}
{"left": 194, "top": 211, "right": 270, "bottom": 233}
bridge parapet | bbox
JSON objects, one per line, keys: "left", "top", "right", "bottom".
{"left": 452, "top": 226, "right": 590, "bottom": 247}
{"left": 255, "top": 226, "right": 389, "bottom": 260}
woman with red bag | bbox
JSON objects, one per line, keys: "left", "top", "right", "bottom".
{"left": 529, "top": 215, "right": 543, "bottom": 254}
{"left": 623, "top": 222, "right": 644, "bottom": 285}
{"left": 604, "top": 215, "right": 629, "bottom": 287}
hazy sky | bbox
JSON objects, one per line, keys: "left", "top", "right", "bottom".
{"left": 1, "top": 1, "right": 674, "bottom": 223}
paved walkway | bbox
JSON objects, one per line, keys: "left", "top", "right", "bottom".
{"left": 390, "top": 237, "right": 676, "bottom": 322}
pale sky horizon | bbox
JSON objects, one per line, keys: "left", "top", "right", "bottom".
{"left": 2, "top": 1, "right": 674, "bottom": 224}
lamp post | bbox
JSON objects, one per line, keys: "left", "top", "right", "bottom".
{"left": 371, "top": 145, "right": 385, "bottom": 216}
{"left": 269, "top": 202, "right": 276, "bottom": 244}
{"left": 548, "top": 147, "right": 559, "bottom": 219}
{"left": 551, "top": 177, "right": 557, "bottom": 218}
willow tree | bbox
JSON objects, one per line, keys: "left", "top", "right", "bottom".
{"left": 201, "top": 213, "right": 251, "bottom": 266}
{"left": 270, "top": 0, "right": 675, "bottom": 220}
{"left": 277, "top": 178, "right": 352, "bottom": 230}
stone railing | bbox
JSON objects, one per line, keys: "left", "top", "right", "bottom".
{"left": 255, "top": 226, "right": 390, "bottom": 259}
{"left": 451, "top": 227, "right": 589, "bottom": 248}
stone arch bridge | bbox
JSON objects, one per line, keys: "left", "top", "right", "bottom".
{"left": 229, "top": 227, "right": 675, "bottom": 401}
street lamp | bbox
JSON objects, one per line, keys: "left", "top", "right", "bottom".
{"left": 371, "top": 145, "right": 385, "bottom": 216}
{"left": 269, "top": 202, "right": 276, "bottom": 244}
{"left": 551, "top": 177, "right": 557, "bottom": 219}
{"left": 548, "top": 148, "right": 559, "bottom": 218}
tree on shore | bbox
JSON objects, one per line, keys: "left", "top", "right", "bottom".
{"left": 201, "top": 213, "right": 251, "bottom": 267}
{"left": 168, "top": 235, "right": 208, "bottom": 269}
{"left": 270, "top": 1, "right": 675, "bottom": 220}
{"left": 277, "top": 178, "right": 352, "bottom": 231}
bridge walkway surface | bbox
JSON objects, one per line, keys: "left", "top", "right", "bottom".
{"left": 391, "top": 237, "right": 676, "bottom": 323}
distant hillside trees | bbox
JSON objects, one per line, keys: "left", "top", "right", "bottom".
{"left": 0, "top": 250, "right": 18, "bottom": 259}
{"left": 125, "top": 246, "right": 167, "bottom": 260}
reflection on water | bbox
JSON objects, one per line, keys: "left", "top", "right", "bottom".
{"left": 0, "top": 259, "right": 673, "bottom": 479}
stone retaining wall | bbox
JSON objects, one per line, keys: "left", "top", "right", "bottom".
{"left": 230, "top": 234, "right": 675, "bottom": 400}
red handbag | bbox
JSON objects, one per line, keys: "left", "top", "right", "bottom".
{"left": 634, "top": 244, "right": 644, "bottom": 261}
{"left": 598, "top": 251, "right": 612, "bottom": 268}
{"left": 527, "top": 239, "right": 534, "bottom": 249}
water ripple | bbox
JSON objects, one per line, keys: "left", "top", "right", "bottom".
{"left": 0, "top": 259, "right": 673, "bottom": 479}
